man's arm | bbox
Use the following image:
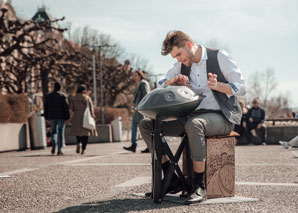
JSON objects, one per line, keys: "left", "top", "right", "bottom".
{"left": 44, "top": 96, "right": 48, "bottom": 120}
{"left": 158, "top": 62, "right": 181, "bottom": 88}
{"left": 63, "top": 95, "right": 70, "bottom": 120}
{"left": 212, "top": 50, "right": 246, "bottom": 96}
{"left": 207, "top": 73, "right": 233, "bottom": 94}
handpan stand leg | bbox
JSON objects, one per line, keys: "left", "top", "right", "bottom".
{"left": 152, "top": 115, "right": 193, "bottom": 203}
{"left": 152, "top": 115, "right": 163, "bottom": 203}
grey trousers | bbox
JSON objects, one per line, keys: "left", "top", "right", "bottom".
{"left": 139, "top": 112, "right": 234, "bottom": 161}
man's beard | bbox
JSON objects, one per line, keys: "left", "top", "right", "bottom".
{"left": 184, "top": 55, "right": 193, "bottom": 66}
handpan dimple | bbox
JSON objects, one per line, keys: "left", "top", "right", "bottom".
{"left": 136, "top": 86, "right": 205, "bottom": 121}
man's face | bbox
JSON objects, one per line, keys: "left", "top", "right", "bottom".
{"left": 170, "top": 45, "right": 193, "bottom": 67}
{"left": 252, "top": 101, "right": 259, "bottom": 107}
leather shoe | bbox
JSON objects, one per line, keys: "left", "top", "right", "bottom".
{"left": 76, "top": 144, "right": 80, "bottom": 154}
{"left": 51, "top": 146, "right": 55, "bottom": 155}
{"left": 141, "top": 148, "right": 150, "bottom": 153}
{"left": 185, "top": 186, "right": 207, "bottom": 204}
{"left": 123, "top": 144, "right": 136, "bottom": 153}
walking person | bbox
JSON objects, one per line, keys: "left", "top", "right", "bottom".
{"left": 123, "top": 70, "right": 150, "bottom": 153}
{"left": 69, "top": 85, "right": 97, "bottom": 155}
{"left": 139, "top": 30, "right": 246, "bottom": 203}
{"left": 44, "top": 81, "right": 70, "bottom": 155}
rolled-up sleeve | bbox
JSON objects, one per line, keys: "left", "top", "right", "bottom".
{"left": 217, "top": 50, "right": 247, "bottom": 96}
{"left": 157, "top": 62, "right": 181, "bottom": 88}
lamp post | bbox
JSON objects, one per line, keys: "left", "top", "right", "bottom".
{"left": 87, "top": 44, "right": 115, "bottom": 124}
{"left": 92, "top": 55, "right": 97, "bottom": 107}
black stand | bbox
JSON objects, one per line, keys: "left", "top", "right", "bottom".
{"left": 152, "top": 115, "right": 193, "bottom": 203}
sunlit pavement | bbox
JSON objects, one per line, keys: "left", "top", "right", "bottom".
{"left": 1, "top": 139, "right": 298, "bottom": 212}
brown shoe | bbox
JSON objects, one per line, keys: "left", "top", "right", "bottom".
{"left": 81, "top": 150, "right": 85, "bottom": 155}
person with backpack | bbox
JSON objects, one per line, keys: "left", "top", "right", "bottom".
{"left": 44, "top": 82, "right": 70, "bottom": 155}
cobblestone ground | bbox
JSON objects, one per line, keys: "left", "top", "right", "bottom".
{"left": 0, "top": 139, "right": 298, "bottom": 213}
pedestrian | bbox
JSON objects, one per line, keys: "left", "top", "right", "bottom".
{"left": 139, "top": 30, "right": 246, "bottom": 204}
{"left": 279, "top": 135, "right": 298, "bottom": 149}
{"left": 243, "top": 98, "right": 267, "bottom": 145}
{"left": 44, "top": 81, "right": 70, "bottom": 155}
{"left": 69, "top": 85, "right": 98, "bottom": 155}
{"left": 123, "top": 69, "right": 150, "bottom": 153}
{"left": 234, "top": 100, "right": 249, "bottom": 145}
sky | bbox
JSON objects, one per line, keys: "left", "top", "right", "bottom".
{"left": 10, "top": 0, "right": 298, "bottom": 107}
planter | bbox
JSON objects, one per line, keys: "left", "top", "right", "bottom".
{"left": 0, "top": 122, "right": 30, "bottom": 152}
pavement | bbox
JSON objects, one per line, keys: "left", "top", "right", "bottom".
{"left": 1, "top": 139, "right": 298, "bottom": 213}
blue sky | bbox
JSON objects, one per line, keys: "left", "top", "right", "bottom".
{"left": 11, "top": 0, "right": 298, "bottom": 107}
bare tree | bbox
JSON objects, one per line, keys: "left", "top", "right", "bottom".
{"left": 246, "top": 68, "right": 290, "bottom": 118}
{"left": 128, "top": 53, "right": 153, "bottom": 73}
{"left": 247, "top": 68, "right": 278, "bottom": 108}
{"left": 204, "top": 38, "right": 231, "bottom": 53}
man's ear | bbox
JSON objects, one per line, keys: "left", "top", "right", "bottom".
{"left": 186, "top": 41, "right": 192, "bottom": 49}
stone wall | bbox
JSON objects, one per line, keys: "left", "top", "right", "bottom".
{"left": 266, "top": 126, "right": 298, "bottom": 144}
{"left": 65, "top": 124, "right": 113, "bottom": 145}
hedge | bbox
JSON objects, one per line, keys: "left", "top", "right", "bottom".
{"left": 94, "top": 107, "right": 129, "bottom": 124}
{"left": 0, "top": 94, "right": 30, "bottom": 123}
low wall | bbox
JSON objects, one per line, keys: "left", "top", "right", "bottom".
{"left": 65, "top": 124, "right": 113, "bottom": 145}
{"left": 0, "top": 122, "right": 30, "bottom": 152}
{"left": 266, "top": 126, "right": 298, "bottom": 144}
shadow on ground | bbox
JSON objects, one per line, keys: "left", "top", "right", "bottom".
{"left": 57, "top": 197, "right": 180, "bottom": 213}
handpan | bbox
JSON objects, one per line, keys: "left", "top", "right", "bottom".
{"left": 136, "top": 86, "right": 205, "bottom": 121}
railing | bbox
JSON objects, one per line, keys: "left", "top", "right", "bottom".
{"left": 266, "top": 118, "right": 298, "bottom": 126}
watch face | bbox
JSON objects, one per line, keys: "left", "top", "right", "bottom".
{"left": 136, "top": 86, "right": 205, "bottom": 121}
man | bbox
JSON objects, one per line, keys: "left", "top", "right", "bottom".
{"left": 243, "top": 98, "right": 267, "bottom": 145}
{"left": 139, "top": 31, "right": 246, "bottom": 204}
{"left": 123, "top": 70, "right": 150, "bottom": 153}
{"left": 44, "top": 82, "right": 70, "bottom": 155}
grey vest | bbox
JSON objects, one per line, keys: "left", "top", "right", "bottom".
{"left": 181, "top": 48, "right": 242, "bottom": 125}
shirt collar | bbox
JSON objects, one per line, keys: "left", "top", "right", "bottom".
{"left": 199, "top": 45, "right": 208, "bottom": 62}
{"left": 193, "top": 45, "right": 207, "bottom": 66}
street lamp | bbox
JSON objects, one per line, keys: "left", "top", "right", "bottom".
{"left": 86, "top": 44, "right": 115, "bottom": 124}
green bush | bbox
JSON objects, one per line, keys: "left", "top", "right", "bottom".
{"left": 0, "top": 94, "right": 30, "bottom": 123}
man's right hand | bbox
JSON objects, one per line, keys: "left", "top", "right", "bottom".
{"left": 164, "top": 74, "right": 190, "bottom": 86}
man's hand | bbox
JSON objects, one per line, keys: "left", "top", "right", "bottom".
{"left": 207, "top": 72, "right": 233, "bottom": 94}
{"left": 257, "top": 123, "right": 262, "bottom": 129}
{"left": 207, "top": 73, "right": 218, "bottom": 89}
{"left": 165, "top": 74, "right": 190, "bottom": 86}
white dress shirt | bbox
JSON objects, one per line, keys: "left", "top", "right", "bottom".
{"left": 158, "top": 46, "right": 246, "bottom": 110}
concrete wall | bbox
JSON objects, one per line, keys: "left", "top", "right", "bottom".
{"left": 266, "top": 126, "right": 298, "bottom": 144}
{"left": 65, "top": 124, "right": 113, "bottom": 145}
{"left": 0, "top": 122, "right": 30, "bottom": 152}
